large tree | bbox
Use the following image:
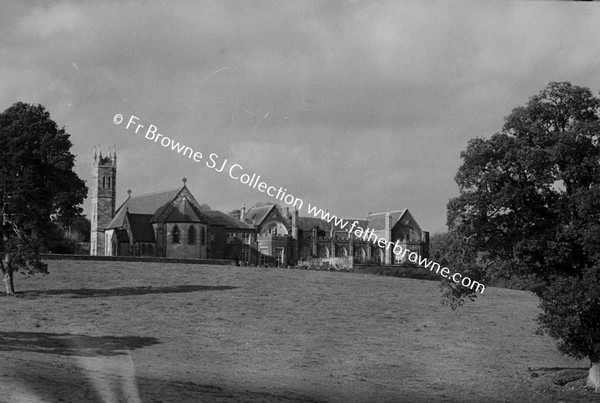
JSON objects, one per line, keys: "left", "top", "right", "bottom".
{"left": 0, "top": 102, "right": 87, "bottom": 294}
{"left": 448, "top": 82, "right": 600, "bottom": 391}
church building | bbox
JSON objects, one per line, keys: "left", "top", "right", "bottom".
{"left": 90, "top": 148, "right": 429, "bottom": 265}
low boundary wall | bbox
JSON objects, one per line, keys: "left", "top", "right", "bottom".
{"left": 296, "top": 256, "right": 354, "bottom": 271}
{"left": 41, "top": 253, "right": 235, "bottom": 266}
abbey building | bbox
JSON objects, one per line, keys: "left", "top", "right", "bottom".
{"left": 90, "top": 148, "right": 430, "bottom": 265}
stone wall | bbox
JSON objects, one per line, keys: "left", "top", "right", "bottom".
{"left": 41, "top": 253, "right": 234, "bottom": 266}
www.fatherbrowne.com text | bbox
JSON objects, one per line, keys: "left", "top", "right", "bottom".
{"left": 113, "top": 113, "right": 485, "bottom": 294}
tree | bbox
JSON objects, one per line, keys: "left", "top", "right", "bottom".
{"left": 47, "top": 214, "right": 91, "bottom": 254}
{"left": 429, "top": 231, "right": 490, "bottom": 308}
{"left": 0, "top": 102, "right": 87, "bottom": 294}
{"left": 69, "top": 214, "right": 91, "bottom": 243}
{"left": 448, "top": 82, "right": 600, "bottom": 391}
{"left": 228, "top": 209, "right": 241, "bottom": 220}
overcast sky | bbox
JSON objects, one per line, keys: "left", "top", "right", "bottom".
{"left": 2, "top": 1, "right": 600, "bottom": 233}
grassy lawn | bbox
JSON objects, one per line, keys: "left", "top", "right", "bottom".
{"left": 0, "top": 260, "right": 597, "bottom": 402}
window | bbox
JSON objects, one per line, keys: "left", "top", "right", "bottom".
{"left": 107, "top": 177, "right": 111, "bottom": 188}
{"left": 141, "top": 243, "right": 146, "bottom": 255}
{"left": 336, "top": 246, "right": 348, "bottom": 257}
{"left": 276, "top": 247, "right": 285, "bottom": 265}
{"left": 243, "top": 233, "right": 252, "bottom": 244}
{"left": 201, "top": 227, "right": 206, "bottom": 245}
{"left": 188, "top": 226, "right": 196, "bottom": 244}
{"left": 172, "top": 225, "right": 180, "bottom": 243}
{"left": 259, "top": 247, "right": 270, "bottom": 265}
{"left": 300, "top": 246, "right": 310, "bottom": 260}
{"left": 354, "top": 247, "right": 366, "bottom": 262}
{"left": 373, "top": 248, "right": 383, "bottom": 263}
{"left": 102, "top": 177, "right": 106, "bottom": 188}
{"left": 148, "top": 244, "right": 154, "bottom": 256}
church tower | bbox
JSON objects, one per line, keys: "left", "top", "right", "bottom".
{"left": 90, "top": 146, "right": 117, "bottom": 255}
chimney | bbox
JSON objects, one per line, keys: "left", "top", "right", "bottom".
{"left": 240, "top": 203, "right": 246, "bottom": 221}
{"left": 384, "top": 211, "right": 392, "bottom": 265}
{"left": 291, "top": 208, "right": 298, "bottom": 240}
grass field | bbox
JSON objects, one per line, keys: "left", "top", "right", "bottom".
{"left": 0, "top": 260, "right": 598, "bottom": 402}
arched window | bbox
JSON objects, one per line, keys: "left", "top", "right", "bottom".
{"left": 188, "top": 226, "right": 196, "bottom": 244}
{"left": 354, "top": 247, "right": 366, "bottom": 262}
{"left": 172, "top": 225, "right": 180, "bottom": 243}
{"left": 336, "top": 246, "right": 348, "bottom": 257}
{"left": 141, "top": 243, "right": 146, "bottom": 255}
{"left": 319, "top": 246, "right": 330, "bottom": 258}
{"left": 107, "top": 177, "right": 111, "bottom": 188}
{"left": 102, "top": 177, "right": 106, "bottom": 188}
{"left": 201, "top": 227, "right": 206, "bottom": 245}
{"left": 373, "top": 248, "right": 383, "bottom": 263}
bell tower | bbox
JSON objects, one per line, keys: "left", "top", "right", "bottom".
{"left": 90, "top": 146, "right": 117, "bottom": 255}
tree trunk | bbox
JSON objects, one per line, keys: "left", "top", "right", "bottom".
{"left": 588, "top": 361, "right": 600, "bottom": 392}
{"left": 3, "top": 270, "right": 14, "bottom": 295}
{"left": 1, "top": 253, "right": 15, "bottom": 295}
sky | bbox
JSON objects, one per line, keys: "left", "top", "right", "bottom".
{"left": 1, "top": 0, "right": 600, "bottom": 233}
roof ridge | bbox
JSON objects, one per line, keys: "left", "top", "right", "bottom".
{"left": 248, "top": 204, "right": 274, "bottom": 210}
{"left": 128, "top": 187, "right": 181, "bottom": 199}
{"left": 369, "top": 209, "right": 406, "bottom": 216}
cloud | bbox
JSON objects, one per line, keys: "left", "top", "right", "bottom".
{"left": 18, "top": 2, "right": 85, "bottom": 38}
{"left": 2, "top": 1, "right": 600, "bottom": 232}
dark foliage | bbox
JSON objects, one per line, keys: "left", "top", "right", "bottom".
{"left": 448, "top": 82, "right": 600, "bottom": 364}
{"left": 0, "top": 102, "right": 87, "bottom": 288}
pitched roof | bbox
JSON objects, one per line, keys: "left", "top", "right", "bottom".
{"left": 366, "top": 209, "right": 407, "bottom": 231}
{"left": 297, "top": 216, "right": 330, "bottom": 232}
{"left": 244, "top": 204, "right": 276, "bottom": 225}
{"left": 204, "top": 211, "right": 254, "bottom": 229}
{"left": 115, "top": 229, "right": 129, "bottom": 243}
{"left": 343, "top": 219, "right": 369, "bottom": 232}
{"left": 126, "top": 213, "right": 155, "bottom": 242}
{"left": 105, "top": 188, "right": 180, "bottom": 229}
{"left": 164, "top": 197, "right": 203, "bottom": 223}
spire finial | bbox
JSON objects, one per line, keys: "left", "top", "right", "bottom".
{"left": 127, "top": 189, "right": 131, "bottom": 197}
{"left": 182, "top": 177, "right": 187, "bottom": 186}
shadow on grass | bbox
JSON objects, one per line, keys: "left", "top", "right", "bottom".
{"left": 14, "top": 284, "right": 238, "bottom": 299}
{"left": 528, "top": 366, "right": 589, "bottom": 372}
{"left": 0, "top": 331, "right": 160, "bottom": 357}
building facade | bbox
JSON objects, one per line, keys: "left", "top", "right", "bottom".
{"left": 90, "top": 148, "right": 429, "bottom": 264}
{"left": 242, "top": 205, "right": 429, "bottom": 266}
